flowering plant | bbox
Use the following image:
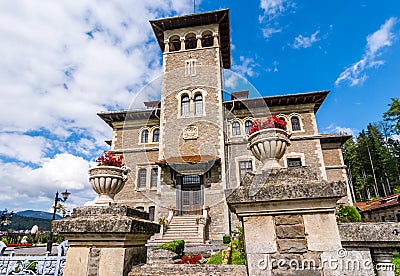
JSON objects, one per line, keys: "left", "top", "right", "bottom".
{"left": 96, "top": 151, "right": 124, "bottom": 167}
{"left": 180, "top": 254, "right": 202, "bottom": 264}
{"left": 248, "top": 115, "right": 287, "bottom": 135}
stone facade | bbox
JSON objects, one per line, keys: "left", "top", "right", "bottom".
{"left": 97, "top": 10, "right": 352, "bottom": 241}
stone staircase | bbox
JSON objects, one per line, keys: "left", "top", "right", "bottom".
{"left": 147, "top": 215, "right": 205, "bottom": 246}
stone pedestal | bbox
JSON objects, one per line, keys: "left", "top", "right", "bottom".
{"left": 52, "top": 204, "right": 160, "bottom": 276}
{"left": 226, "top": 167, "right": 354, "bottom": 275}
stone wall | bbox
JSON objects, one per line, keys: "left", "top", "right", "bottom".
{"left": 129, "top": 264, "right": 246, "bottom": 276}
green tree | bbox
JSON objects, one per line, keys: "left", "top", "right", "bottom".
{"left": 383, "top": 98, "right": 400, "bottom": 135}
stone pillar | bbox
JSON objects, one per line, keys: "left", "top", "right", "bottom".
{"left": 226, "top": 167, "right": 357, "bottom": 275}
{"left": 180, "top": 37, "right": 185, "bottom": 51}
{"left": 196, "top": 35, "right": 202, "bottom": 48}
{"left": 164, "top": 39, "right": 169, "bottom": 52}
{"left": 53, "top": 204, "right": 160, "bottom": 276}
{"left": 213, "top": 32, "right": 219, "bottom": 46}
{"left": 372, "top": 248, "right": 397, "bottom": 276}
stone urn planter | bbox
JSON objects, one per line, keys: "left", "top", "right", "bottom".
{"left": 248, "top": 128, "right": 291, "bottom": 171}
{"left": 88, "top": 166, "right": 131, "bottom": 205}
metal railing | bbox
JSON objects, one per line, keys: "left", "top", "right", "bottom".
{"left": 0, "top": 241, "right": 67, "bottom": 275}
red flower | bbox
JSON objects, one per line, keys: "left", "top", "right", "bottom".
{"left": 96, "top": 151, "right": 124, "bottom": 167}
{"left": 248, "top": 115, "right": 287, "bottom": 135}
{"left": 180, "top": 254, "right": 202, "bottom": 264}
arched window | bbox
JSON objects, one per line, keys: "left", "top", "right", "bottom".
{"left": 245, "top": 120, "right": 252, "bottom": 134}
{"left": 194, "top": 94, "right": 203, "bottom": 115}
{"left": 291, "top": 116, "right": 301, "bottom": 131}
{"left": 153, "top": 129, "right": 160, "bottom": 142}
{"left": 185, "top": 33, "right": 197, "bottom": 50}
{"left": 201, "top": 31, "right": 214, "bottom": 47}
{"left": 138, "top": 169, "right": 146, "bottom": 188}
{"left": 169, "top": 35, "right": 181, "bottom": 51}
{"left": 181, "top": 95, "right": 190, "bottom": 116}
{"left": 141, "top": 129, "right": 149, "bottom": 143}
{"left": 232, "top": 121, "right": 241, "bottom": 136}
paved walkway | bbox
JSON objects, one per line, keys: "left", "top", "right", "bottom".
{"left": 3, "top": 245, "right": 58, "bottom": 256}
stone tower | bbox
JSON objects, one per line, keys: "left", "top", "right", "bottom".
{"left": 150, "top": 10, "right": 231, "bottom": 237}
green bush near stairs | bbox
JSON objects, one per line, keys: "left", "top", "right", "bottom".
{"left": 152, "top": 240, "right": 185, "bottom": 258}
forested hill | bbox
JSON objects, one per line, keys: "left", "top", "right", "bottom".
{"left": 6, "top": 214, "right": 52, "bottom": 231}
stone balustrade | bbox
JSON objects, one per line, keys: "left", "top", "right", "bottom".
{"left": 339, "top": 222, "right": 400, "bottom": 276}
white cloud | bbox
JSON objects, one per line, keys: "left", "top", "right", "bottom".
{"left": 335, "top": 17, "right": 397, "bottom": 87}
{"left": 0, "top": 133, "right": 46, "bottom": 163}
{"left": 259, "top": 0, "right": 295, "bottom": 39}
{"left": 0, "top": 154, "right": 94, "bottom": 211}
{"left": 0, "top": 0, "right": 192, "bottom": 211}
{"left": 292, "top": 30, "right": 320, "bottom": 49}
{"left": 325, "top": 124, "right": 358, "bottom": 137}
{"left": 223, "top": 56, "right": 260, "bottom": 89}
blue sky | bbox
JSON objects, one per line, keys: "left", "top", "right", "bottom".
{"left": 0, "top": 0, "right": 399, "bottom": 213}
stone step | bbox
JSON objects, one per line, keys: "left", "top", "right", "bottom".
{"left": 147, "top": 240, "right": 204, "bottom": 246}
{"left": 166, "top": 228, "right": 198, "bottom": 234}
{"left": 167, "top": 226, "right": 198, "bottom": 230}
{"left": 162, "top": 235, "right": 200, "bottom": 239}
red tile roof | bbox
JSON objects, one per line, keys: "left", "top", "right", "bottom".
{"left": 354, "top": 193, "right": 400, "bottom": 212}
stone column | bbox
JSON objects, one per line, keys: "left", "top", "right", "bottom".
{"left": 53, "top": 204, "right": 160, "bottom": 276}
{"left": 372, "top": 248, "right": 397, "bottom": 276}
{"left": 180, "top": 37, "right": 185, "bottom": 51}
{"left": 226, "top": 167, "right": 366, "bottom": 275}
{"left": 196, "top": 35, "right": 202, "bottom": 48}
{"left": 164, "top": 39, "right": 169, "bottom": 52}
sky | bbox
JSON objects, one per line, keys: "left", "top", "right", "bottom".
{"left": 0, "top": 0, "right": 399, "bottom": 213}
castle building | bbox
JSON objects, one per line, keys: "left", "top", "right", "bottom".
{"left": 98, "top": 9, "right": 352, "bottom": 240}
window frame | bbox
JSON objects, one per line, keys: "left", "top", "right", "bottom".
{"left": 152, "top": 128, "right": 160, "bottom": 143}
{"left": 137, "top": 168, "right": 147, "bottom": 188}
{"left": 150, "top": 168, "right": 158, "bottom": 188}
{"left": 239, "top": 160, "right": 253, "bottom": 180}
{"left": 194, "top": 93, "right": 203, "bottom": 115}
{"left": 245, "top": 120, "right": 253, "bottom": 134}
{"left": 140, "top": 129, "right": 149, "bottom": 143}
{"left": 232, "top": 121, "right": 241, "bottom": 136}
{"left": 181, "top": 94, "right": 190, "bottom": 117}
{"left": 291, "top": 116, "right": 301, "bottom": 131}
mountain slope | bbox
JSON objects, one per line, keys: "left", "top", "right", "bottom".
{"left": 16, "top": 210, "right": 62, "bottom": 220}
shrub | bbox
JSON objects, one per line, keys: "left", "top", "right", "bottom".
{"left": 336, "top": 205, "right": 362, "bottom": 223}
{"left": 180, "top": 254, "right": 202, "bottom": 264}
{"left": 393, "top": 253, "right": 400, "bottom": 275}
{"left": 230, "top": 248, "right": 246, "bottom": 265}
{"left": 152, "top": 240, "right": 185, "bottom": 258}
{"left": 222, "top": 235, "right": 231, "bottom": 244}
{"left": 207, "top": 253, "right": 222, "bottom": 264}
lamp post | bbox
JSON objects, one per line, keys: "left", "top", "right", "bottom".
{"left": 47, "top": 190, "right": 70, "bottom": 253}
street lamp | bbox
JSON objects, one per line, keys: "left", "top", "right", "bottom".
{"left": 47, "top": 190, "right": 70, "bottom": 253}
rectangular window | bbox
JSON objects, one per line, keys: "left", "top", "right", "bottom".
{"left": 149, "top": 206, "right": 155, "bottom": 221}
{"left": 183, "top": 175, "right": 201, "bottom": 186}
{"left": 138, "top": 168, "right": 147, "bottom": 188}
{"left": 287, "top": 158, "right": 302, "bottom": 167}
{"left": 185, "top": 59, "right": 196, "bottom": 77}
{"left": 150, "top": 168, "right": 158, "bottom": 188}
{"left": 183, "top": 191, "right": 190, "bottom": 205}
{"left": 239, "top": 161, "right": 253, "bottom": 179}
